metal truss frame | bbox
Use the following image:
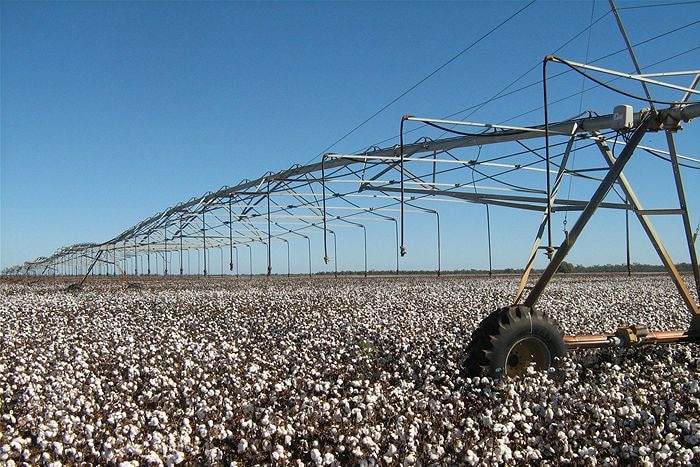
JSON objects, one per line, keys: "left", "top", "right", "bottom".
{"left": 5, "top": 57, "right": 700, "bottom": 346}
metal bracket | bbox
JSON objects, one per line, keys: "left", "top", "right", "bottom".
{"left": 615, "top": 324, "right": 650, "bottom": 346}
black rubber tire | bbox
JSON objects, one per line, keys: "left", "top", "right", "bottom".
{"left": 463, "top": 305, "right": 566, "bottom": 378}
{"left": 690, "top": 315, "right": 700, "bottom": 342}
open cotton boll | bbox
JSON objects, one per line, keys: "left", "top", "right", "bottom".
{"left": 1, "top": 275, "right": 698, "bottom": 464}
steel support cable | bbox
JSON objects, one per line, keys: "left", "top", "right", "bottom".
{"left": 608, "top": 129, "right": 634, "bottom": 275}
{"left": 267, "top": 190, "right": 324, "bottom": 232}
{"left": 432, "top": 13, "right": 613, "bottom": 140}
{"left": 202, "top": 211, "right": 207, "bottom": 276}
{"left": 448, "top": 141, "right": 598, "bottom": 192}
{"left": 470, "top": 146, "right": 494, "bottom": 277}
{"left": 609, "top": 0, "right": 657, "bottom": 111}
{"left": 412, "top": 116, "right": 616, "bottom": 174}
{"left": 640, "top": 148, "right": 700, "bottom": 170}
{"left": 163, "top": 225, "right": 168, "bottom": 275}
{"left": 508, "top": 138, "right": 615, "bottom": 188}
{"left": 513, "top": 139, "right": 554, "bottom": 166}
{"left": 273, "top": 190, "right": 473, "bottom": 224}
{"left": 626, "top": 192, "right": 632, "bottom": 276}
{"left": 500, "top": 45, "right": 700, "bottom": 128}
{"left": 269, "top": 186, "right": 417, "bottom": 222}
{"left": 501, "top": 46, "right": 700, "bottom": 133}
{"left": 305, "top": 173, "right": 324, "bottom": 212}
{"left": 228, "top": 198, "right": 234, "bottom": 271}
{"left": 20, "top": 64, "right": 696, "bottom": 274}
{"left": 400, "top": 115, "right": 572, "bottom": 257}
{"left": 280, "top": 187, "right": 326, "bottom": 220}
{"left": 543, "top": 57, "right": 554, "bottom": 258}
{"left": 333, "top": 138, "right": 608, "bottom": 204}
{"left": 336, "top": 217, "right": 368, "bottom": 277}
{"left": 618, "top": 1, "right": 700, "bottom": 11}
{"left": 399, "top": 116, "right": 407, "bottom": 257}
{"left": 321, "top": 155, "right": 329, "bottom": 263}
{"left": 421, "top": 119, "right": 527, "bottom": 138}
{"left": 604, "top": 133, "right": 634, "bottom": 204}
{"left": 364, "top": 17, "right": 700, "bottom": 153}
{"left": 453, "top": 131, "right": 606, "bottom": 167}
{"left": 179, "top": 218, "right": 184, "bottom": 275}
{"left": 267, "top": 180, "right": 273, "bottom": 276}
{"left": 207, "top": 210, "right": 236, "bottom": 231}
{"left": 97, "top": 20, "right": 694, "bottom": 259}
{"left": 320, "top": 156, "right": 366, "bottom": 264}
{"left": 321, "top": 182, "right": 398, "bottom": 222}
{"left": 544, "top": 55, "right": 700, "bottom": 257}
{"left": 524, "top": 113, "right": 654, "bottom": 306}
{"left": 359, "top": 6, "right": 615, "bottom": 151}
{"left": 308, "top": 0, "right": 537, "bottom": 163}
{"left": 448, "top": 21, "right": 700, "bottom": 135}
{"left": 565, "top": 0, "right": 596, "bottom": 229}
{"left": 442, "top": 148, "right": 545, "bottom": 193}
{"left": 552, "top": 56, "right": 700, "bottom": 105}
{"left": 320, "top": 182, "right": 400, "bottom": 272}
{"left": 405, "top": 201, "right": 441, "bottom": 276}
{"left": 133, "top": 238, "right": 138, "bottom": 275}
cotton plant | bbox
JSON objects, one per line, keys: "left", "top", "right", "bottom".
{"left": 0, "top": 275, "right": 698, "bottom": 465}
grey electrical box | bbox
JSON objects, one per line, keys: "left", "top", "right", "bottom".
{"left": 612, "top": 105, "right": 634, "bottom": 130}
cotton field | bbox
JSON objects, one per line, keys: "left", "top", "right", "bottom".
{"left": 1, "top": 275, "right": 698, "bottom": 466}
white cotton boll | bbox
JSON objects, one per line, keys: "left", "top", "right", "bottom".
{"left": 102, "top": 441, "right": 115, "bottom": 460}
{"left": 465, "top": 449, "right": 479, "bottom": 466}
{"left": 166, "top": 451, "right": 185, "bottom": 466}
{"left": 323, "top": 452, "right": 335, "bottom": 464}
{"left": 237, "top": 439, "right": 248, "bottom": 453}
{"left": 205, "top": 447, "right": 222, "bottom": 465}
{"left": 544, "top": 407, "right": 554, "bottom": 422}
{"left": 143, "top": 451, "right": 164, "bottom": 466}
{"left": 429, "top": 445, "right": 444, "bottom": 460}
{"left": 310, "top": 448, "right": 323, "bottom": 465}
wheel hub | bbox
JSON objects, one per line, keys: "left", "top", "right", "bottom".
{"left": 505, "top": 335, "right": 551, "bottom": 377}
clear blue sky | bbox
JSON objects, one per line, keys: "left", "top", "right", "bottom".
{"left": 2, "top": 1, "right": 699, "bottom": 273}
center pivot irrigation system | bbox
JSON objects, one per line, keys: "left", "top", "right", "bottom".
{"left": 5, "top": 7, "right": 700, "bottom": 377}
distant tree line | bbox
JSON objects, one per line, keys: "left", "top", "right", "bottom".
{"left": 559, "top": 262, "right": 695, "bottom": 273}
{"left": 314, "top": 262, "right": 696, "bottom": 276}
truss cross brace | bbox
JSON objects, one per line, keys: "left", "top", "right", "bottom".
{"left": 522, "top": 114, "right": 652, "bottom": 308}
{"left": 591, "top": 131, "right": 699, "bottom": 316}
{"left": 515, "top": 124, "right": 579, "bottom": 303}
